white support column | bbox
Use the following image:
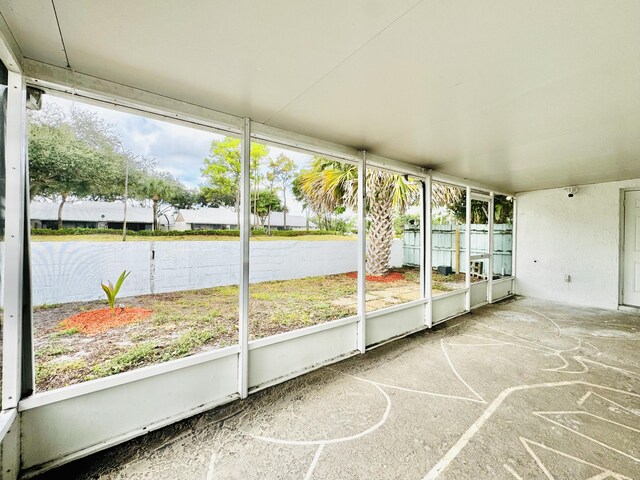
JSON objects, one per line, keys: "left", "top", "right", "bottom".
{"left": 2, "top": 70, "right": 27, "bottom": 409}
{"left": 238, "top": 117, "right": 251, "bottom": 398}
{"left": 424, "top": 174, "right": 433, "bottom": 327}
{"left": 511, "top": 197, "right": 518, "bottom": 290}
{"left": 357, "top": 151, "right": 366, "bottom": 353}
{"left": 487, "top": 192, "right": 495, "bottom": 303}
{"left": 464, "top": 186, "right": 471, "bottom": 311}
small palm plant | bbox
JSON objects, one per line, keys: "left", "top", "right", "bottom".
{"left": 101, "top": 270, "right": 130, "bottom": 314}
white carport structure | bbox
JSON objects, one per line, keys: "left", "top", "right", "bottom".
{"left": 0, "top": 1, "right": 638, "bottom": 478}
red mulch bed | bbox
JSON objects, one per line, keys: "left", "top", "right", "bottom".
{"left": 345, "top": 271, "right": 405, "bottom": 283}
{"left": 59, "top": 307, "right": 152, "bottom": 334}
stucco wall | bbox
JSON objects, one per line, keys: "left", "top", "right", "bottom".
{"left": 515, "top": 178, "right": 640, "bottom": 309}
{"left": 26, "top": 239, "right": 404, "bottom": 306}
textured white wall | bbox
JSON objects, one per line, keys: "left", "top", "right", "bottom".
{"left": 31, "top": 242, "right": 152, "bottom": 305}
{"left": 28, "top": 239, "right": 404, "bottom": 305}
{"left": 516, "top": 178, "right": 640, "bottom": 309}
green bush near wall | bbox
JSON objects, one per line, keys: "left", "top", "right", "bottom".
{"left": 31, "top": 227, "right": 343, "bottom": 238}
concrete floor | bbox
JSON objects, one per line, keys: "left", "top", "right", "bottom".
{"left": 34, "top": 296, "right": 640, "bottom": 479}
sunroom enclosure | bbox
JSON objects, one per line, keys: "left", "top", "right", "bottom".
{"left": 0, "top": 60, "right": 515, "bottom": 477}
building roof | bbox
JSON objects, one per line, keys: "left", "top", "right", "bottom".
{"left": 177, "top": 208, "right": 315, "bottom": 228}
{"left": 30, "top": 201, "right": 165, "bottom": 225}
{"left": 265, "top": 212, "right": 314, "bottom": 228}
{"left": 178, "top": 207, "right": 241, "bottom": 226}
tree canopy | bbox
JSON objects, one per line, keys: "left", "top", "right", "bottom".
{"left": 201, "top": 136, "right": 270, "bottom": 226}
{"left": 28, "top": 103, "right": 192, "bottom": 229}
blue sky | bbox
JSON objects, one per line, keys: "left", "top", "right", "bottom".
{"left": 44, "top": 95, "right": 313, "bottom": 215}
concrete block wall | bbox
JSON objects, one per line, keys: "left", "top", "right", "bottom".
{"left": 24, "top": 239, "right": 405, "bottom": 306}
{"left": 31, "top": 242, "right": 151, "bottom": 305}
{"left": 516, "top": 177, "right": 640, "bottom": 309}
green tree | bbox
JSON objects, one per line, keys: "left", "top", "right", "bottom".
{"left": 254, "top": 190, "right": 284, "bottom": 226}
{"left": 433, "top": 187, "right": 513, "bottom": 224}
{"left": 267, "top": 154, "right": 297, "bottom": 230}
{"left": 135, "top": 173, "right": 193, "bottom": 230}
{"left": 28, "top": 122, "right": 119, "bottom": 228}
{"left": 28, "top": 103, "right": 134, "bottom": 228}
{"left": 201, "top": 137, "right": 269, "bottom": 227}
{"left": 296, "top": 157, "right": 419, "bottom": 276}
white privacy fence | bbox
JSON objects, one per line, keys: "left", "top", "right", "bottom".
{"left": 431, "top": 224, "right": 513, "bottom": 275}
{"left": 22, "top": 239, "right": 404, "bottom": 306}
{"left": 402, "top": 224, "right": 513, "bottom": 275}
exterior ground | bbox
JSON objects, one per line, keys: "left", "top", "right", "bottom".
{"left": 34, "top": 296, "right": 640, "bottom": 479}
{"left": 34, "top": 268, "right": 443, "bottom": 391}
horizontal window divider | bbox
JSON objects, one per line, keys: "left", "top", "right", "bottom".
{"left": 492, "top": 276, "right": 515, "bottom": 284}
{"left": 250, "top": 125, "right": 361, "bottom": 165}
{"left": 19, "top": 345, "right": 241, "bottom": 411}
{"left": 471, "top": 279, "right": 489, "bottom": 285}
{"left": 24, "top": 60, "right": 244, "bottom": 132}
{"left": 431, "top": 171, "right": 515, "bottom": 197}
{"left": 248, "top": 350, "right": 360, "bottom": 395}
{"left": 470, "top": 193, "right": 492, "bottom": 202}
{"left": 20, "top": 393, "right": 240, "bottom": 480}
{"left": 364, "top": 298, "right": 427, "bottom": 320}
{"left": 469, "top": 254, "right": 491, "bottom": 261}
{"left": 248, "top": 315, "right": 360, "bottom": 350}
{"left": 491, "top": 293, "right": 516, "bottom": 303}
{"left": 366, "top": 325, "right": 429, "bottom": 351}
{"left": 364, "top": 153, "right": 426, "bottom": 177}
{"left": 432, "top": 289, "right": 469, "bottom": 300}
{"left": 432, "top": 311, "right": 470, "bottom": 327}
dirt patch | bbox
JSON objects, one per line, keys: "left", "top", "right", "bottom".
{"left": 60, "top": 307, "right": 152, "bottom": 334}
{"left": 346, "top": 271, "right": 405, "bottom": 282}
{"left": 33, "top": 267, "right": 428, "bottom": 391}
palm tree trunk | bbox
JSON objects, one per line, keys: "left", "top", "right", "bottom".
{"left": 366, "top": 194, "right": 394, "bottom": 276}
{"left": 57, "top": 192, "right": 68, "bottom": 229}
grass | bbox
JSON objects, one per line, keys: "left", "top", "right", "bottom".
{"left": 33, "top": 267, "right": 464, "bottom": 391}
{"left": 34, "top": 303, "right": 63, "bottom": 310}
{"left": 35, "top": 359, "right": 87, "bottom": 387}
{"left": 90, "top": 343, "right": 157, "bottom": 378}
{"left": 53, "top": 327, "right": 80, "bottom": 336}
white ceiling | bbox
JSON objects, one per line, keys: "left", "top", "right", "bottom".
{"left": 1, "top": 0, "right": 639, "bottom": 192}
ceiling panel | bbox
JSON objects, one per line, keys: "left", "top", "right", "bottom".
{"left": 0, "top": 0, "right": 66, "bottom": 66}
{"left": 268, "top": 0, "right": 640, "bottom": 190}
{"left": 50, "top": 0, "right": 418, "bottom": 122}
{"left": 1, "top": 0, "right": 639, "bottom": 192}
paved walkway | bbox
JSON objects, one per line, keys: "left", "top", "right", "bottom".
{"left": 37, "top": 297, "right": 640, "bottom": 479}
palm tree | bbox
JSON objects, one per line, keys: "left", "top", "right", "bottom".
{"left": 297, "top": 157, "right": 419, "bottom": 276}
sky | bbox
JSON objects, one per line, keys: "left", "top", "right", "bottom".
{"left": 42, "top": 95, "right": 314, "bottom": 215}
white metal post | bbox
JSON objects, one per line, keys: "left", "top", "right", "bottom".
{"left": 357, "top": 151, "right": 366, "bottom": 353}
{"left": 464, "top": 186, "right": 471, "bottom": 311}
{"left": 238, "top": 117, "right": 251, "bottom": 398}
{"left": 487, "top": 192, "right": 495, "bottom": 303}
{"left": 511, "top": 197, "right": 517, "bottom": 292}
{"left": 2, "top": 70, "right": 26, "bottom": 409}
{"left": 424, "top": 174, "right": 433, "bottom": 327}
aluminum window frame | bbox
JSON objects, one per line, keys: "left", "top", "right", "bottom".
{"left": 0, "top": 58, "right": 518, "bottom": 476}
